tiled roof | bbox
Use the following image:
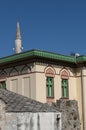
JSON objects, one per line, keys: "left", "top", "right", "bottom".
{"left": 0, "top": 88, "right": 58, "bottom": 112}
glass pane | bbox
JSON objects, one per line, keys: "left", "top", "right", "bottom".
{"left": 0, "top": 81, "right": 6, "bottom": 89}
{"left": 62, "top": 79, "right": 68, "bottom": 98}
{"left": 46, "top": 77, "right": 54, "bottom": 97}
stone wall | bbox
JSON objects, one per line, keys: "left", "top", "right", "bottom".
{"left": 0, "top": 98, "right": 81, "bottom": 130}
{"left": 0, "top": 100, "right": 61, "bottom": 130}
{"left": 5, "top": 112, "right": 61, "bottom": 130}
{"left": 0, "top": 99, "right": 6, "bottom": 130}
{"left": 54, "top": 99, "right": 81, "bottom": 130}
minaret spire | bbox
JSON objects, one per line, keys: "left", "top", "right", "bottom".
{"left": 13, "top": 22, "right": 23, "bottom": 53}
{"left": 16, "top": 22, "right": 21, "bottom": 39}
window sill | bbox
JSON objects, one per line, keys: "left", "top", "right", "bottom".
{"left": 46, "top": 97, "right": 54, "bottom": 103}
{"left": 47, "top": 96, "right": 54, "bottom": 98}
{"left": 61, "top": 97, "right": 69, "bottom": 100}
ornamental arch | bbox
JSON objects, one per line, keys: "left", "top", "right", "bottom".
{"left": 60, "top": 68, "right": 69, "bottom": 98}
{"left": 44, "top": 66, "right": 56, "bottom": 77}
{"left": 60, "top": 68, "right": 70, "bottom": 79}
{"left": 44, "top": 66, "right": 56, "bottom": 100}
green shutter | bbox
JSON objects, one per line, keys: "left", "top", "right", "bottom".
{"left": 62, "top": 79, "right": 68, "bottom": 98}
{"left": 46, "top": 77, "right": 54, "bottom": 97}
{"left": 2, "top": 82, "right": 6, "bottom": 89}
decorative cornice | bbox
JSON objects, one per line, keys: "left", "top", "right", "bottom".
{"left": 0, "top": 49, "right": 75, "bottom": 65}
{"left": 0, "top": 49, "right": 86, "bottom": 67}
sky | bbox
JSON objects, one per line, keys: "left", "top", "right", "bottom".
{"left": 0, "top": 0, "right": 86, "bottom": 57}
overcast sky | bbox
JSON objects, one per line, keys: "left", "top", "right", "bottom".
{"left": 0, "top": 0, "right": 86, "bottom": 57}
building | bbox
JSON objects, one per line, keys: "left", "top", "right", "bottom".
{"left": 0, "top": 22, "right": 85, "bottom": 130}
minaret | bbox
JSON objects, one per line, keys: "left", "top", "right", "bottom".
{"left": 14, "top": 22, "right": 23, "bottom": 53}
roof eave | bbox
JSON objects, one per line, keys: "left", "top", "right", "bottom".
{"left": 0, "top": 49, "right": 75, "bottom": 67}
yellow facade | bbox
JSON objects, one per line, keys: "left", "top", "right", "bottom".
{"left": 0, "top": 49, "right": 85, "bottom": 129}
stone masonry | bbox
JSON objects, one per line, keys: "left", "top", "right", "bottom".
{"left": 0, "top": 87, "right": 81, "bottom": 130}
{"left": 53, "top": 99, "right": 81, "bottom": 130}
{"left": 0, "top": 99, "right": 6, "bottom": 130}
{"left": 0, "top": 88, "right": 61, "bottom": 130}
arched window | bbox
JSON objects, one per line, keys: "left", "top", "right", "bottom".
{"left": 60, "top": 69, "right": 69, "bottom": 98}
{"left": 46, "top": 77, "right": 54, "bottom": 97}
{"left": 62, "top": 79, "right": 68, "bottom": 98}
{"left": 45, "top": 67, "right": 55, "bottom": 97}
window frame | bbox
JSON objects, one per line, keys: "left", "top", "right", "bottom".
{"left": 0, "top": 81, "right": 6, "bottom": 89}
{"left": 61, "top": 78, "right": 69, "bottom": 98}
{"left": 46, "top": 77, "right": 54, "bottom": 98}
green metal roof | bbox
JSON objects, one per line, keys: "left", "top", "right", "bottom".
{"left": 34, "top": 50, "right": 75, "bottom": 62}
{"left": 0, "top": 49, "right": 75, "bottom": 64}
{"left": 0, "top": 49, "right": 86, "bottom": 66}
{"left": 76, "top": 56, "right": 86, "bottom": 63}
